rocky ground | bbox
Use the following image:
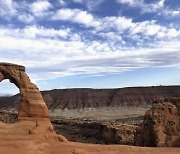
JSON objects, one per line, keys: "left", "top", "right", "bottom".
{"left": 0, "top": 121, "right": 180, "bottom": 154}
{"left": 51, "top": 106, "right": 147, "bottom": 145}
{"left": 0, "top": 110, "right": 17, "bottom": 123}
{"left": 1, "top": 102, "right": 180, "bottom": 153}
{"left": 51, "top": 117, "right": 142, "bottom": 145}
{"left": 0, "top": 107, "right": 145, "bottom": 145}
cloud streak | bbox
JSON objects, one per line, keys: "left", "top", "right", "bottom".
{"left": 0, "top": 24, "right": 180, "bottom": 83}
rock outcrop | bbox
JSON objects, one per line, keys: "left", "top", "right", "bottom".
{"left": 135, "top": 98, "right": 180, "bottom": 147}
{"left": 0, "top": 62, "right": 67, "bottom": 141}
{"left": 0, "top": 62, "right": 49, "bottom": 121}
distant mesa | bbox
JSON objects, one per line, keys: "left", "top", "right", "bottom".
{"left": 1, "top": 84, "right": 180, "bottom": 111}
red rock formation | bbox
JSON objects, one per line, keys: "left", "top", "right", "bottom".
{"left": 135, "top": 98, "right": 180, "bottom": 147}
{"left": 0, "top": 62, "right": 49, "bottom": 121}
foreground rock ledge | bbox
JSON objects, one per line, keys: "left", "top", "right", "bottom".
{"left": 0, "top": 62, "right": 49, "bottom": 121}
{"left": 0, "top": 121, "right": 180, "bottom": 154}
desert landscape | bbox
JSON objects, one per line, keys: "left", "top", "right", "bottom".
{"left": 0, "top": 62, "right": 180, "bottom": 154}
{"left": 0, "top": 0, "right": 180, "bottom": 153}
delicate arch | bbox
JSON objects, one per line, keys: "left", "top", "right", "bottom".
{"left": 0, "top": 63, "right": 49, "bottom": 121}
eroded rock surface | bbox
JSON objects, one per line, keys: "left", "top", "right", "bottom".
{"left": 0, "top": 62, "right": 49, "bottom": 121}
{"left": 136, "top": 98, "right": 180, "bottom": 147}
{"left": 0, "top": 62, "right": 64, "bottom": 141}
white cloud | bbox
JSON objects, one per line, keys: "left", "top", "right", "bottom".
{"left": 157, "top": 31, "right": 166, "bottom": 39}
{"left": 51, "top": 8, "right": 180, "bottom": 43}
{"left": 50, "top": 6, "right": 180, "bottom": 41}
{"left": 98, "top": 32, "right": 124, "bottom": 43}
{"left": 0, "top": 25, "right": 73, "bottom": 40}
{"left": 23, "top": 26, "right": 71, "bottom": 39}
{"left": 86, "top": 0, "right": 104, "bottom": 11}
{"left": 142, "top": 0, "right": 165, "bottom": 13}
{"left": 117, "top": 0, "right": 143, "bottom": 6}
{"left": 30, "top": 0, "right": 52, "bottom": 17}
{"left": 58, "top": 0, "right": 66, "bottom": 6}
{"left": 0, "top": 0, "right": 17, "bottom": 18}
{"left": 52, "top": 8, "right": 101, "bottom": 27}
{"left": 117, "top": 0, "right": 165, "bottom": 14}
{"left": 166, "top": 28, "right": 180, "bottom": 38}
{"left": 0, "top": 0, "right": 53, "bottom": 22}
{"left": 100, "top": 16, "right": 134, "bottom": 32}
{"left": 72, "top": 0, "right": 104, "bottom": 10}
{"left": 18, "top": 13, "right": 34, "bottom": 23}
{"left": 144, "top": 24, "right": 161, "bottom": 36}
{"left": 117, "top": 0, "right": 180, "bottom": 18}
{"left": 52, "top": 8, "right": 75, "bottom": 20}
{"left": 172, "top": 10, "right": 180, "bottom": 16}
{"left": 160, "top": 9, "right": 180, "bottom": 17}
{"left": 73, "top": 10, "right": 99, "bottom": 27}
{"left": 73, "top": 0, "right": 83, "bottom": 3}
{"left": 0, "top": 25, "right": 180, "bottom": 85}
{"left": 98, "top": 16, "right": 180, "bottom": 41}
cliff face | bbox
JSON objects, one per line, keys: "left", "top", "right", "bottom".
{"left": 135, "top": 98, "right": 180, "bottom": 147}
{"left": 42, "top": 86, "right": 180, "bottom": 109}
{"left": 1, "top": 86, "right": 180, "bottom": 110}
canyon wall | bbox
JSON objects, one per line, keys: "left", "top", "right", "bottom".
{"left": 0, "top": 86, "right": 180, "bottom": 110}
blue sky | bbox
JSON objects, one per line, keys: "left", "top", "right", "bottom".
{"left": 0, "top": 0, "right": 180, "bottom": 94}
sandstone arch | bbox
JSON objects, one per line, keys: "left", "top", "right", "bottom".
{"left": 0, "top": 62, "right": 49, "bottom": 121}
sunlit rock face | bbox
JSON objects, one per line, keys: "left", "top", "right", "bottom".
{"left": 136, "top": 98, "right": 180, "bottom": 147}
{"left": 0, "top": 62, "right": 49, "bottom": 121}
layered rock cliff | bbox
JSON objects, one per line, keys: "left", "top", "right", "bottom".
{"left": 1, "top": 86, "right": 180, "bottom": 110}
